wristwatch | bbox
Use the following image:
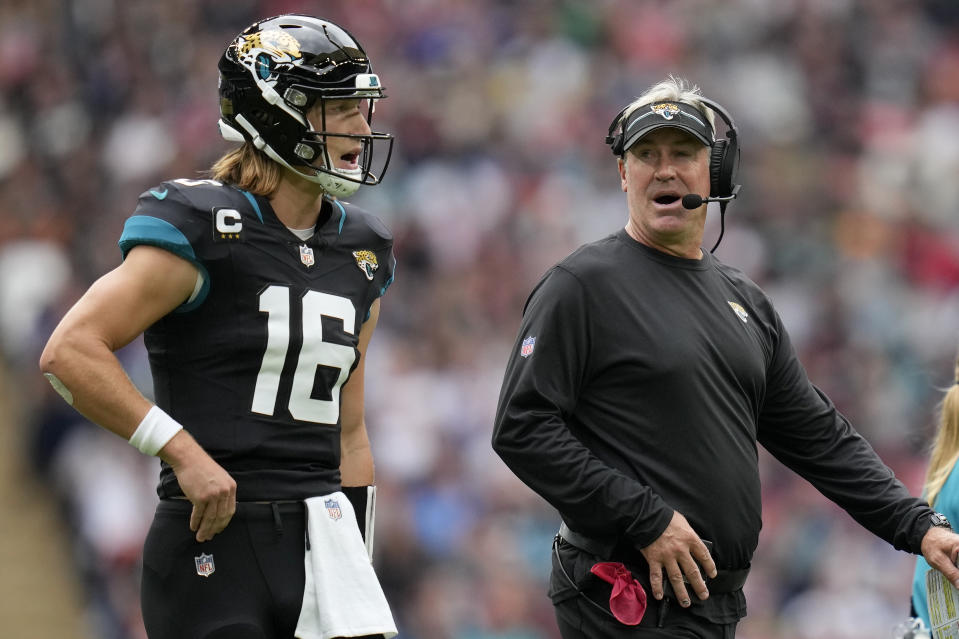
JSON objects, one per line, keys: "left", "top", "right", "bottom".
{"left": 931, "top": 512, "right": 952, "bottom": 529}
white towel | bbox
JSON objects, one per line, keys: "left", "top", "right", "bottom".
{"left": 294, "top": 492, "right": 398, "bottom": 639}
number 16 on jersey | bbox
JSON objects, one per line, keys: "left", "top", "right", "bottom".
{"left": 251, "top": 285, "right": 357, "bottom": 425}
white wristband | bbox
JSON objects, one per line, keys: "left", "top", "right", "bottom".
{"left": 129, "top": 406, "right": 183, "bottom": 456}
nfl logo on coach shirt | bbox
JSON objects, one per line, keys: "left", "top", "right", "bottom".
{"left": 194, "top": 553, "right": 215, "bottom": 578}
{"left": 520, "top": 336, "right": 536, "bottom": 358}
{"left": 325, "top": 498, "right": 342, "bottom": 520}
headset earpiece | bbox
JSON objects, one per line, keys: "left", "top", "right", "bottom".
{"left": 698, "top": 97, "right": 740, "bottom": 199}
{"left": 605, "top": 106, "right": 629, "bottom": 156}
{"left": 709, "top": 139, "right": 729, "bottom": 198}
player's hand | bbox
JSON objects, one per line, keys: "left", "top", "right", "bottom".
{"left": 921, "top": 525, "right": 959, "bottom": 590}
{"left": 640, "top": 510, "right": 717, "bottom": 607}
{"left": 159, "top": 431, "right": 237, "bottom": 542}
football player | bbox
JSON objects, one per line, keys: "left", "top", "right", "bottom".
{"left": 40, "top": 14, "right": 396, "bottom": 639}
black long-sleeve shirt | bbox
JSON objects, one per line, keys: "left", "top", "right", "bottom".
{"left": 493, "top": 228, "right": 932, "bottom": 576}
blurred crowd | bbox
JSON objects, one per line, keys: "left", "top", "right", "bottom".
{"left": 2, "top": 0, "right": 959, "bottom": 637}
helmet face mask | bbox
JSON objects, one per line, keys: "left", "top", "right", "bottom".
{"left": 295, "top": 98, "right": 393, "bottom": 196}
{"left": 218, "top": 14, "right": 394, "bottom": 196}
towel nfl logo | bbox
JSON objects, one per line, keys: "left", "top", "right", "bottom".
{"left": 325, "top": 498, "right": 342, "bottom": 520}
{"left": 194, "top": 553, "right": 215, "bottom": 578}
{"left": 520, "top": 336, "right": 536, "bottom": 358}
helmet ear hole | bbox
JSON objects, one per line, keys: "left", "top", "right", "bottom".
{"left": 249, "top": 109, "right": 275, "bottom": 127}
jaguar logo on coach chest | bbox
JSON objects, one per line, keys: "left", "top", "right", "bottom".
{"left": 727, "top": 301, "right": 749, "bottom": 323}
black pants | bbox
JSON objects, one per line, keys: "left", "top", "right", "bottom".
{"left": 550, "top": 538, "right": 738, "bottom": 639}
{"left": 141, "top": 500, "right": 307, "bottom": 638}
{"left": 141, "top": 500, "right": 387, "bottom": 639}
{"left": 555, "top": 597, "right": 736, "bottom": 639}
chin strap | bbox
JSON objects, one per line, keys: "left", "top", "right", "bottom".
{"left": 316, "top": 167, "right": 362, "bottom": 198}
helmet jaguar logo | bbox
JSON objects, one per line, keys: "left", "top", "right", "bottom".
{"left": 236, "top": 30, "right": 302, "bottom": 78}
{"left": 238, "top": 30, "right": 301, "bottom": 59}
{"left": 650, "top": 102, "right": 681, "bottom": 120}
{"left": 352, "top": 250, "right": 378, "bottom": 281}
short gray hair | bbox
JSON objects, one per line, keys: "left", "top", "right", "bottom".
{"left": 621, "top": 75, "right": 716, "bottom": 137}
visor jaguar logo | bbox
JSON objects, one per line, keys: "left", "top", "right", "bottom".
{"left": 650, "top": 103, "right": 681, "bottom": 120}
{"left": 352, "top": 250, "right": 378, "bottom": 280}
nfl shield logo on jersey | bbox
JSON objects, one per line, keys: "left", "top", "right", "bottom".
{"left": 194, "top": 552, "right": 215, "bottom": 578}
{"left": 299, "top": 244, "right": 315, "bottom": 267}
{"left": 520, "top": 336, "right": 536, "bottom": 358}
{"left": 325, "top": 498, "right": 342, "bottom": 520}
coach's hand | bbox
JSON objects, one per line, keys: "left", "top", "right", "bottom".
{"left": 921, "top": 525, "right": 959, "bottom": 590}
{"left": 159, "top": 430, "right": 237, "bottom": 542}
{"left": 640, "top": 510, "right": 717, "bottom": 608}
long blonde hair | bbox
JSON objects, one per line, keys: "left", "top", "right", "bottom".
{"left": 208, "top": 143, "right": 284, "bottom": 196}
{"left": 922, "top": 356, "right": 959, "bottom": 507}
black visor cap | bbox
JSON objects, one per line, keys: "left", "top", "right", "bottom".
{"left": 620, "top": 101, "right": 713, "bottom": 152}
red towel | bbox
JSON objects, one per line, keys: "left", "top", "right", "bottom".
{"left": 590, "top": 562, "right": 647, "bottom": 625}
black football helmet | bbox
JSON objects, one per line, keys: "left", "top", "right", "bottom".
{"left": 217, "top": 14, "right": 393, "bottom": 197}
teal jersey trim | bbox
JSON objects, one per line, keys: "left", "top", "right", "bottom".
{"left": 117, "top": 215, "right": 210, "bottom": 312}
{"left": 364, "top": 255, "right": 396, "bottom": 322}
{"left": 380, "top": 254, "right": 396, "bottom": 297}
{"left": 240, "top": 190, "right": 264, "bottom": 223}
{"left": 333, "top": 199, "right": 346, "bottom": 234}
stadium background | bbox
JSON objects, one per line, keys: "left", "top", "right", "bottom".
{"left": 1, "top": 0, "right": 958, "bottom": 637}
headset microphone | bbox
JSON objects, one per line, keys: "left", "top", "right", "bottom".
{"left": 680, "top": 185, "right": 741, "bottom": 253}
{"left": 681, "top": 192, "right": 738, "bottom": 210}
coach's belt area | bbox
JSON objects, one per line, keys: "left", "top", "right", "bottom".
{"left": 557, "top": 522, "right": 749, "bottom": 594}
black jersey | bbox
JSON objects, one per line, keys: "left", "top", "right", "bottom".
{"left": 494, "top": 229, "right": 931, "bottom": 571}
{"left": 119, "top": 178, "right": 395, "bottom": 500}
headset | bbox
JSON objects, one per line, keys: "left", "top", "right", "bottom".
{"left": 605, "top": 96, "right": 741, "bottom": 202}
